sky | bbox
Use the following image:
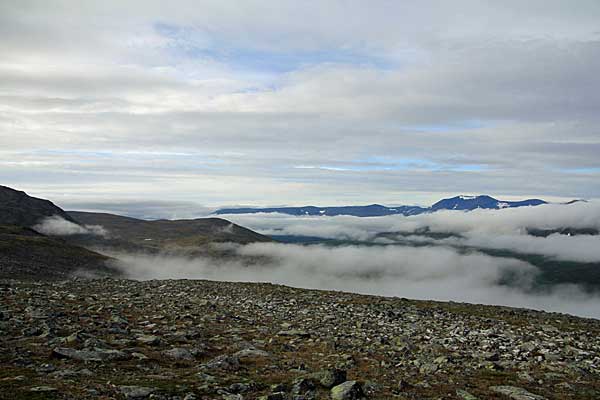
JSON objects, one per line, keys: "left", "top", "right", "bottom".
{"left": 1, "top": 1, "right": 599, "bottom": 212}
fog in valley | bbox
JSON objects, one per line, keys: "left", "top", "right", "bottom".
{"left": 219, "top": 202, "right": 600, "bottom": 262}
{"left": 33, "top": 215, "right": 108, "bottom": 237}
{"left": 93, "top": 202, "right": 600, "bottom": 318}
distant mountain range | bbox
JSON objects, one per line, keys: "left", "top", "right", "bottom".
{"left": 215, "top": 204, "right": 427, "bottom": 217}
{"left": 429, "top": 195, "right": 547, "bottom": 211}
{"left": 215, "top": 195, "right": 555, "bottom": 217}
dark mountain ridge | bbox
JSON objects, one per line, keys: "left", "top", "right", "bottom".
{"left": 215, "top": 194, "right": 552, "bottom": 217}
{"left": 0, "top": 185, "right": 76, "bottom": 227}
{"left": 216, "top": 204, "right": 427, "bottom": 217}
{"left": 429, "top": 195, "right": 547, "bottom": 211}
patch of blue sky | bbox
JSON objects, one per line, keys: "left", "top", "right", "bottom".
{"left": 28, "top": 149, "right": 117, "bottom": 158}
{"left": 198, "top": 47, "right": 395, "bottom": 74}
{"left": 294, "top": 164, "right": 395, "bottom": 172}
{"left": 447, "top": 164, "right": 487, "bottom": 172}
{"left": 401, "top": 119, "right": 488, "bottom": 133}
{"left": 295, "top": 157, "right": 487, "bottom": 172}
{"left": 355, "top": 156, "right": 450, "bottom": 170}
{"left": 154, "top": 22, "right": 396, "bottom": 75}
{"left": 559, "top": 167, "right": 600, "bottom": 174}
{"left": 26, "top": 149, "right": 224, "bottom": 164}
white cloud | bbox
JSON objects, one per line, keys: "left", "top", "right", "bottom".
{"left": 1, "top": 2, "right": 599, "bottom": 203}
{"left": 219, "top": 202, "right": 600, "bottom": 261}
{"left": 112, "top": 242, "right": 600, "bottom": 319}
{"left": 33, "top": 215, "right": 108, "bottom": 237}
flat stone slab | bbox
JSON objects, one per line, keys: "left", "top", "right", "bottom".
{"left": 490, "top": 386, "right": 547, "bottom": 400}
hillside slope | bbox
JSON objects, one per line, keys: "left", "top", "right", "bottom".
{"left": 68, "top": 211, "right": 273, "bottom": 250}
{"left": 0, "top": 278, "right": 598, "bottom": 399}
{"left": 0, "top": 225, "right": 118, "bottom": 280}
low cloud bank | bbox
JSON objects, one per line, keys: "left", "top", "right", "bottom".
{"left": 112, "top": 242, "right": 600, "bottom": 319}
{"left": 34, "top": 216, "right": 108, "bottom": 237}
{"left": 219, "top": 202, "right": 600, "bottom": 261}
{"left": 439, "top": 233, "right": 600, "bottom": 263}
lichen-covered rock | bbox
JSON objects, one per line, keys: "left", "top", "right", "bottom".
{"left": 135, "top": 334, "right": 160, "bottom": 346}
{"left": 456, "top": 389, "right": 479, "bottom": 400}
{"left": 291, "top": 377, "right": 316, "bottom": 397}
{"left": 310, "top": 369, "right": 347, "bottom": 388}
{"left": 234, "top": 348, "right": 271, "bottom": 360}
{"left": 330, "top": 381, "right": 365, "bottom": 400}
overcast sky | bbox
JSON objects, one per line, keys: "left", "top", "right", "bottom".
{"left": 1, "top": 1, "right": 599, "bottom": 210}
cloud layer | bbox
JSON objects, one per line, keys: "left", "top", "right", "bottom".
{"left": 33, "top": 216, "right": 108, "bottom": 237}
{"left": 220, "top": 202, "right": 600, "bottom": 261}
{"left": 112, "top": 242, "right": 600, "bottom": 319}
{"left": 37, "top": 201, "right": 599, "bottom": 319}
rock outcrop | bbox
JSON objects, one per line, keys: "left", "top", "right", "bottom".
{"left": 0, "top": 279, "right": 598, "bottom": 399}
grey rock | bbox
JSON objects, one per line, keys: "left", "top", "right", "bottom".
{"left": 50, "top": 368, "right": 92, "bottom": 378}
{"left": 51, "top": 346, "right": 128, "bottom": 362}
{"left": 419, "top": 362, "right": 438, "bottom": 374}
{"left": 119, "top": 385, "right": 156, "bottom": 399}
{"left": 517, "top": 372, "right": 535, "bottom": 382}
{"left": 222, "top": 395, "right": 244, "bottom": 400}
{"left": 136, "top": 334, "right": 161, "bottom": 345}
{"left": 456, "top": 389, "right": 479, "bottom": 400}
{"left": 490, "top": 386, "right": 547, "bottom": 400}
{"left": 330, "top": 381, "right": 365, "bottom": 400}
{"left": 163, "top": 347, "right": 195, "bottom": 361}
{"left": 84, "top": 337, "right": 108, "bottom": 348}
{"left": 203, "top": 354, "right": 240, "bottom": 371}
{"left": 94, "top": 347, "right": 130, "bottom": 361}
{"left": 362, "top": 381, "right": 383, "bottom": 396}
{"left": 229, "top": 382, "right": 257, "bottom": 394}
{"left": 260, "top": 393, "right": 288, "bottom": 400}
{"left": 30, "top": 386, "right": 58, "bottom": 392}
{"left": 37, "top": 363, "right": 56, "bottom": 373}
{"left": 310, "top": 369, "right": 347, "bottom": 389}
{"left": 64, "top": 332, "right": 82, "bottom": 344}
{"left": 51, "top": 347, "right": 102, "bottom": 362}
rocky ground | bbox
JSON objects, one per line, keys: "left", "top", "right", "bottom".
{"left": 1, "top": 279, "right": 599, "bottom": 400}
